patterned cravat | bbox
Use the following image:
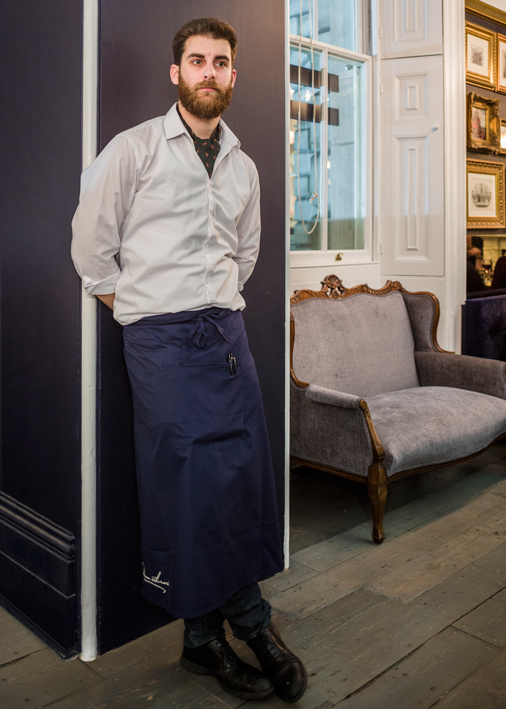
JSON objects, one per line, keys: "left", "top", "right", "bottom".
{"left": 177, "top": 104, "right": 221, "bottom": 178}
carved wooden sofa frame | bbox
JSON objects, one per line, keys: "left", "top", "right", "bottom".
{"left": 290, "top": 275, "right": 506, "bottom": 544}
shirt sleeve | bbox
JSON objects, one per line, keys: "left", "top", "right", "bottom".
{"left": 234, "top": 164, "right": 261, "bottom": 291}
{"left": 71, "top": 134, "right": 140, "bottom": 295}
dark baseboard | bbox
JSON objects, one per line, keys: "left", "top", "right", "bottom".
{"left": 0, "top": 492, "right": 78, "bottom": 657}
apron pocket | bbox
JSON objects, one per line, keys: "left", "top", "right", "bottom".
{"left": 164, "top": 362, "right": 246, "bottom": 447}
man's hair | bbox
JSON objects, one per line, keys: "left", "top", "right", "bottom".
{"left": 172, "top": 18, "right": 238, "bottom": 66}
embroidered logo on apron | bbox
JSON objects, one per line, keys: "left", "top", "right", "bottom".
{"left": 142, "top": 563, "right": 170, "bottom": 593}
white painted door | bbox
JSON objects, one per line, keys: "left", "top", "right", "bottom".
{"left": 380, "top": 0, "right": 443, "bottom": 58}
{"left": 380, "top": 54, "right": 444, "bottom": 276}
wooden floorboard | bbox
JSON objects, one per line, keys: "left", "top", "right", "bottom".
{"left": 453, "top": 586, "right": 506, "bottom": 648}
{"left": 291, "top": 468, "right": 506, "bottom": 572}
{"left": 43, "top": 650, "right": 244, "bottom": 709}
{"left": 0, "top": 606, "right": 46, "bottom": 668}
{"left": 87, "top": 619, "right": 184, "bottom": 680}
{"left": 368, "top": 506, "right": 506, "bottom": 603}
{"left": 269, "top": 481, "right": 506, "bottom": 619}
{"left": 272, "top": 565, "right": 505, "bottom": 706}
{"left": 265, "top": 561, "right": 320, "bottom": 593}
{"left": 474, "top": 540, "right": 506, "bottom": 579}
{"left": 290, "top": 524, "right": 373, "bottom": 574}
{"left": 334, "top": 627, "right": 497, "bottom": 709}
{"left": 2, "top": 446, "right": 506, "bottom": 709}
{"left": 0, "top": 648, "right": 101, "bottom": 709}
{"left": 289, "top": 447, "right": 506, "bottom": 555}
{"left": 430, "top": 646, "right": 506, "bottom": 709}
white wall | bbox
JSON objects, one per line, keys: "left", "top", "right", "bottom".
{"left": 289, "top": 0, "right": 466, "bottom": 353}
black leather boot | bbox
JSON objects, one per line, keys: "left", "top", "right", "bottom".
{"left": 180, "top": 636, "right": 274, "bottom": 700}
{"left": 247, "top": 623, "right": 307, "bottom": 703}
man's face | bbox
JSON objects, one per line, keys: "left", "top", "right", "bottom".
{"left": 170, "top": 35, "right": 236, "bottom": 120}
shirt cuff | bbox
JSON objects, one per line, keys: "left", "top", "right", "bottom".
{"left": 82, "top": 272, "right": 120, "bottom": 295}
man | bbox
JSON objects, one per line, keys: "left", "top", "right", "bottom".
{"left": 71, "top": 17, "right": 306, "bottom": 704}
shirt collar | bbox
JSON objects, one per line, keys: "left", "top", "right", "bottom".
{"left": 163, "top": 102, "right": 240, "bottom": 151}
{"left": 176, "top": 104, "right": 220, "bottom": 143}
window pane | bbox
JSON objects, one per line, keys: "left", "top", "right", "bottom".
{"left": 289, "top": 46, "right": 323, "bottom": 251}
{"left": 290, "top": 0, "right": 357, "bottom": 51}
{"left": 289, "top": 0, "right": 312, "bottom": 38}
{"left": 327, "top": 55, "right": 365, "bottom": 251}
{"left": 318, "top": 0, "right": 357, "bottom": 51}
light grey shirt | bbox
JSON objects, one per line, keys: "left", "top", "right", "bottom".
{"left": 71, "top": 103, "right": 261, "bottom": 325}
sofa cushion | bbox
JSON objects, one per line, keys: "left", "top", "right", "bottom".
{"left": 291, "top": 292, "right": 419, "bottom": 397}
{"left": 367, "top": 386, "right": 506, "bottom": 476}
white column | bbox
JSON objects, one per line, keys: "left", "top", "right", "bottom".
{"left": 80, "top": 0, "right": 99, "bottom": 663}
{"left": 284, "top": 0, "right": 291, "bottom": 568}
{"left": 443, "top": 0, "right": 466, "bottom": 352}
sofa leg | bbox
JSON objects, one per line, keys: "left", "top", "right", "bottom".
{"left": 368, "top": 465, "right": 387, "bottom": 544}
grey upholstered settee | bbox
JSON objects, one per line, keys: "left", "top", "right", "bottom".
{"left": 290, "top": 275, "right": 506, "bottom": 544}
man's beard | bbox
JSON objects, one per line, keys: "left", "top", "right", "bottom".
{"left": 178, "top": 74, "right": 233, "bottom": 120}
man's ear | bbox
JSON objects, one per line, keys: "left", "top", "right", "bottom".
{"left": 170, "top": 64, "right": 180, "bottom": 86}
{"left": 231, "top": 68, "right": 237, "bottom": 87}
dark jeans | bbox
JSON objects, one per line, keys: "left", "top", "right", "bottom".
{"left": 184, "top": 582, "right": 271, "bottom": 648}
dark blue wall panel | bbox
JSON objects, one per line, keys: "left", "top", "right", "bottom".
{"left": 0, "top": 1, "right": 82, "bottom": 530}
{"left": 0, "top": 0, "right": 83, "bottom": 655}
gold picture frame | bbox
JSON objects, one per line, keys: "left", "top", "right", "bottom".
{"left": 467, "top": 159, "right": 506, "bottom": 228}
{"left": 497, "top": 33, "right": 506, "bottom": 93}
{"left": 467, "top": 92, "right": 501, "bottom": 153}
{"left": 466, "top": 21, "right": 496, "bottom": 89}
{"left": 500, "top": 119, "right": 506, "bottom": 155}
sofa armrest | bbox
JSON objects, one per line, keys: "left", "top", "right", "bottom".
{"left": 415, "top": 351, "right": 506, "bottom": 399}
{"left": 290, "top": 382, "right": 374, "bottom": 477}
{"left": 304, "top": 384, "right": 363, "bottom": 409}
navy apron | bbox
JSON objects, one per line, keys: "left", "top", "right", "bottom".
{"left": 122, "top": 307, "right": 284, "bottom": 618}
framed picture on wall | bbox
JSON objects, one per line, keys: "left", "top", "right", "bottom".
{"left": 500, "top": 119, "right": 506, "bottom": 155}
{"left": 467, "top": 159, "right": 506, "bottom": 228}
{"left": 467, "top": 92, "right": 500, "bottom": 152}
{"left": 497, "top": 33, "right": 506, "bottom": 93}
{"left": 466, "top": 22, "right": 496, "bottom": 90}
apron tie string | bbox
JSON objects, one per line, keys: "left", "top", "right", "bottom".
{"left": 191, "top": 313, "right": 231, "bottom": 348}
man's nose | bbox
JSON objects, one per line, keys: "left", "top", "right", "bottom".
{"left": 203, "top": 62, "right": 216, "bottom": 80}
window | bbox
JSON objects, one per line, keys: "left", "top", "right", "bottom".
{"left": 290, "top": 0, "right": 360, "bottom": 52}
{"left": 289, "top": 0, "right": 372, "bottom": 264}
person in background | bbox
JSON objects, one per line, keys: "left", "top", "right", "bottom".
{"left": 467, "top": 235, "right": 486, "bottom": 293}
{"left": 71, "top": 17, "right": 306, "bottom": 704}
{"left": 492, "top": 255, "right": 506, "bottom": 290}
